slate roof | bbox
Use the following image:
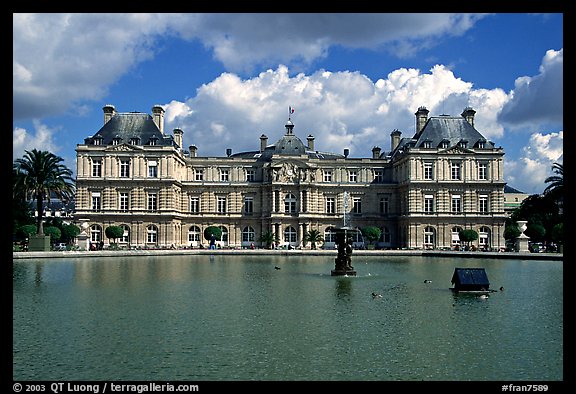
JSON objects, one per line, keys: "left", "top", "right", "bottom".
{"left": 84, "top": 112, "right": 175, "bottom": 147}
{"left": 451, "top": 268, "right": 490, "bottom": 290}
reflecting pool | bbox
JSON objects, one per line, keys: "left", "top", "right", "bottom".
{"left": 13, "top": 254, "right": 563, "bottom": 381}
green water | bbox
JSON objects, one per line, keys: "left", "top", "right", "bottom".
{"left": 13, "top": 254, "right": 563, "bottom": 381}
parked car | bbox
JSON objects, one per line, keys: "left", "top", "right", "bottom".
{"left": 54, "top": 243, "right": 67, "bottom": 251}
{"left": 529, "top": 242, "right": 546, "bottom": 253}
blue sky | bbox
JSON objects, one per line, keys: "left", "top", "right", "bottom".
{"left": 13, "top": 13, "right": 563, "bottom": 195}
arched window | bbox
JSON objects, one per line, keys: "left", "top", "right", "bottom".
{"left": 479, "top": 226, "right": 490, "bottom": 250}
{"left": 451, "top": 226, "right": 462, "bottom": 247}
{"left": 188, "top": 226, "right": 201, "bottom": 244}
{"left": 242, "top": 226, "right": 255, "bottom": 242}
{"left": 284, "top": 226, "right": 297, "bottom": 243}
{"left": 424, "top": 226, "right": 435, "bottom": 248}
{"left": 146, "top": 225, "right": 158, "bottom": 244}
{"left": 219, "top": 226, "right": 228, "bottom": 242}
{"left": 90, "top": 224, "right": 102, "bottom": 243}
{"left": 324, "top": 227, "right": 337, "bottom": 243}
{"left": 380, "top": 226, "right": 391, "bottom": 244}
{"left": 120, "top": 224, "right": 130, "bottom": 244}
{"left": 285, "top": 193, "right": 297, "bottom": 213}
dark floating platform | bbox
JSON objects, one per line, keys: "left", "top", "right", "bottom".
{"left": 331, "top": 269, "right": 357, "bottom": 276}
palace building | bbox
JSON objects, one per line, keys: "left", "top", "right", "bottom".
{"left": 74, "top": 104, "right": 507, "bottom": 250}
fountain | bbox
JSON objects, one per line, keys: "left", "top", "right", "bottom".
{"left": 331, "top": 227, "right": 357, "bottom": 276}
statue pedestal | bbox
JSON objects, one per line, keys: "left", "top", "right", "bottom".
{"left": 28, "top": 234, "right": 51, "bottom": 251}
{"left": 515, "top": 235, "right": 530, "bottom": 253}
{"left": 77, "top": 232, "right": 90, "bottom": 251}
{"left": 331, "top": 268, "right": 357, "bottom": 276}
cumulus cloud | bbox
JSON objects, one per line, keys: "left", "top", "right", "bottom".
{"left": 13, "top": 121, "right": 61, "bottom": 161}
{"left": 505, "top": 131, "right": 563, "bottom": 194}
{"left": 498, "top": 49, "right": 563, "bottom": 127}
{"left": 13, "top": 13, "right": 487, "bottom": 121}
{"left": 162, "top": 64, "right": 509, "bottom": 158}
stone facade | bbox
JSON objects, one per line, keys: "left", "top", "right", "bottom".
{"left": 74, "top": 105, "right": 507, "bottom": 250}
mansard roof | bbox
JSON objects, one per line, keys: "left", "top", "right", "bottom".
{"left": 84, "top": 112, "right": 174, "bottom": 146}
{"left": 414, "top": 116, "right": 495, "bottom": 149}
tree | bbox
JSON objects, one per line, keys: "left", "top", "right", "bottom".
{"left": 105, "top": 226, "right": 124, "bottom": 244}
{"left": 303, "top": 229, "right": 324, "bottom": 249}
{"left": 459, "top": 229, "right": 478, "bottom": 249}
{"left": 259, "top": 230, "right": 279, "bottom": 249}
{"left": 13, "top": 149, "right": 75, "bottom": 235}
{"left": 544, "top": 162, "right": 563, "bottom": 199}
{"left": 361, "top": 226, "right": 381, "bottom": 247}
{"left": 16, "top": 224, "right": 37, "bottom": 241}
{"left": 204, "top": 226, "right": 222, "bottom": 241}
{"left": 60, "top": 224, "right": 81, "bottom": 245}
{"left": 43, "top": 226, "right": 61, "bottom": 243}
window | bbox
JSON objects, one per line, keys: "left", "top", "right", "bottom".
{"left": 477, "top": 141, "right": 485, "bottom": 149}
{"left": 459, "top": 140, "right": 468, "bottom": 149}
{"left": 284, "top": 226, "right": 297, "bottom": 243}
{"left": 451, "top": 162, "right": 461, "bottom": 180}
{"left": 130, "top": 138, "right": 140, "bottom": 145}
{"left": 452, "top": 227, "right": 462, "bottom": 247}
{"left": 91, "top": 192, "right": 101, "bottom": 211}
{"left": 149, "top": 137, "right": 157, "bottom": 146}
{"left": 478, "top": 162, "right": 487, "bottom": 180}
{"left": 451, "top": 195, "right": 461, "bottom": 213}
{"left": 479, "top": 226, "right": 490, "bottom": 249}
{"left": 92, "top": 159, "right": 102, "bottom": 177}
{"left": 120, "top": 160, "right": 130, "bottom": 178}
{"left": 323, "top": 170, "right": 332, "bottom": 182}
{"left": 352, "top": 197, "right": 362, "bottom": 214}
{"left": 146, "top": 225, "right": 157, "bottom": 243}
{"left": 246, "top": 169, "right": 255, "bottom": 182}
{"left": 424, "top": 194, "right": 434, "bottom": 214}
{"left": 285, "top": 193, "right": 297, "bottom": 213}
{"left": 324, "top": 227, "right": 337, "bottom": 243}
{"left": 479, "top": 195, "right": 488, "bottom": 214}
{"left": 380, "top": 227, "right": 391, "bottom": 243}
{"left": 190, "top": 196, "right": 200, "bottom": 213}
{"left": 242, "top": 226, "right": 255, "bottom": 242}
{"left": 374, "top": 170, "right": 383, "bottom": 183}
{"left": 326, "top": 197, "right": 335, "bottom": 214}
{"left": 119, "top": 192, "right": 129, "bottom": 211}
{"left": 244, "top": 197, "right": 254, "bottom": 214}
{"left": 148, "top": 161, "right": 158, "bottom": 178}
{"left": 422, "top": 140, "right": 432, "bottom": 148}
{"left": 188, "top": 226, "right": 201, "bottom": 243}
{"left": 147, "top": 193, "right": 157, "bottom": 211}
{"left": 441, "top": 140, "right": 450, "bottom": 149}
{"left": 219, "top": 226, "right": 228, "bottom": 242}
{"left": 424, "top": 162, "right": 433, "bottom": 180}
{"left": 195, "top": 169, "right": 204, "bottom": 181}
{"left": 217, "top": 196, "right": 227, "bottom": 213}
{"left": 349, "top": 170, "right": 358, "bottom": 182}
{"left": 424, "top": 226, "right": 435, "bottom": 247}
{"left": 220, "top": 169, "right": 229, "bottom": 182}
{"left": 379, "top": 196, "right": 389, "bottom": 214}
{"left": 120, "top": 225, "right": 130, "bottom": 244}
{"left": 112, "top": 137, "right": 122, "bottom": 145}
{"left": 90, "top": 225, "right": 102, "bottom": 243}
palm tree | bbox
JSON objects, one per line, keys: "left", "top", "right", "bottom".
{"left": 304, "top": 229, "right": 324, "bottom": 250}
{"left": 259, "top": 230, "right": 279, "bottom": 249}
{"left": 13, "top": 149, "right": 75, "bottom": 236}
{"left": 544, "top": 162, "right": 563, "bottom": 197}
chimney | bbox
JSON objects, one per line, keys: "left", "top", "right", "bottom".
{"left": 372, "top": 146, "right": 381, "bottom": 159}
{"left": 173, "top": 128, "right": 183, "bottom": 149}
{"left": 461, "top": 107, "right": 476, "bottom": 126}
{"left": 343, "top": 148, "right": 349, "bottom": 158}
{"left": 103, "top": 104, "right": 116, "bottom": 124}
{"left": 152, "top": 105, "right": 165, "bottom": 134}
{"left": 189, "top": 145, "right": 197, "bottom": 158}
{"left": 307, "top": 134, "right": 315, "bottom": 151}
{"left": 226, "top": 148, "right": 232, "bottom": 157}
{"left": 391, "top": 129, "right": 402, "bottom": 151}
{"left": 260, "top": 134, "right": 268, "bottom": 152}
{"left": 415, "top": 106, "right": 429, "bottom": 135}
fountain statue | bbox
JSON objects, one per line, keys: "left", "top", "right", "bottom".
{"left": 331, "top": 227, "right": 357, "bottom": 276}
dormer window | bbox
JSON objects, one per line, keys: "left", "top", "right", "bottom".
{"left": 422, "top": 139, "right": 432, "bottom": 149}
{"left": 112, "top": 136, "right": 122, "bottom": 145}
{"left": 458, "top": 139, "right": 468, "bottom": 149}
{"left": 130, "top": 137, "right": 140, "bottom": 145}
{"left": 440, "top": 139, "right": 450, "bottom": 149}
{"left": 148, "top": 137, "right": 158, "bottom": 146}
{"left": 476, "top": 139, "right": 486, "bottom": 149}
{"left": 93, "top": 134, "right": 103, "bottom": 145}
